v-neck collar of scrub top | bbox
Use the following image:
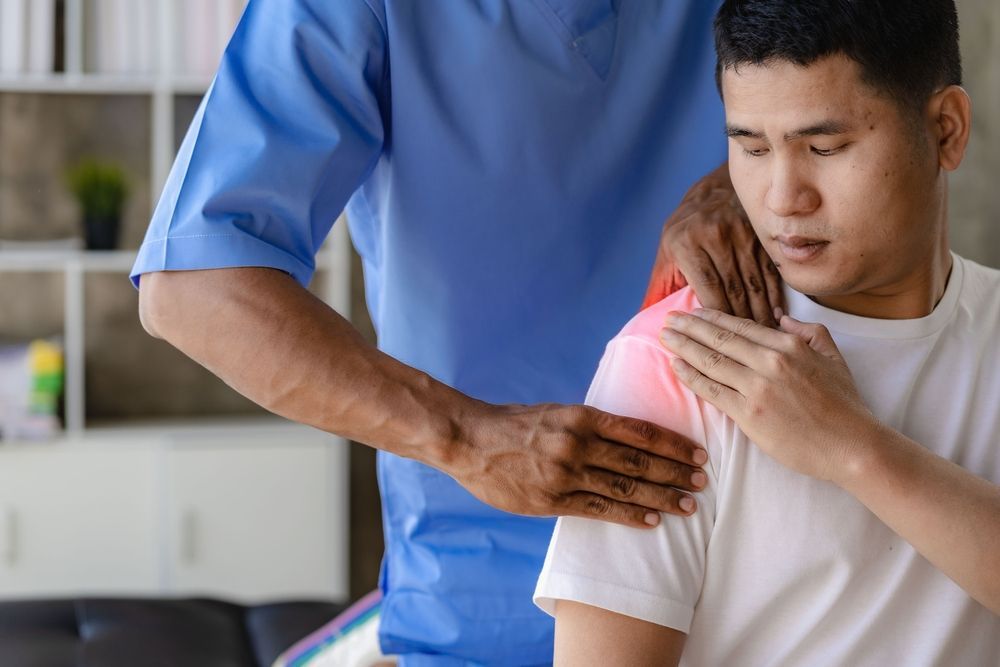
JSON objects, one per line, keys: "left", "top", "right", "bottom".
{"left": 532, "top": 0, "right": 619, "bottom": 79}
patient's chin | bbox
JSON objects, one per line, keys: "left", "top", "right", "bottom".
{"left": 780, "top": 270, "right": 855, "bottom": 300}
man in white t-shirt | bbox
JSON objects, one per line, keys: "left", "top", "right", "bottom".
{"left": 534, "top": 1, "right": 1000, "bottom": 664}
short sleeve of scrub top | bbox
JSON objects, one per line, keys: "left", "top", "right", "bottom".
{"left": 130, "top": 0, "right": 388, "bottom": 288}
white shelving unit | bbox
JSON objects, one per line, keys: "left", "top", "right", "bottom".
{"left": 0, "top": 239, "right": 350, "bottom": 437}
{"left": 0, "top": 0, "right": 354, "bottom": 437}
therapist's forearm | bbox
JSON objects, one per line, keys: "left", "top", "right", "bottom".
{"left": 138, "top": 267, "right": 476, "bottom": 467}
{"left": 139, "top": 266, "right": 713, "bottom": 528}
{"left": 838, "top": 425, "right": 1000, "bottom": 614}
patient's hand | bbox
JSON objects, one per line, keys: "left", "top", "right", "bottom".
{"left": 658, "top": 308, "right": 878, "bottom": 483}
{"left": 642, "top": 163, "right": 784, "bottom": 326}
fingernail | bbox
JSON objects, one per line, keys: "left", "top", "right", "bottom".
{"left": 774, "top": 307, "right": 785, "bottom": 320}
{"left": 644, "top": 512, "right": 660, "bottom": 526}
{"left": 692, "top": 449, "right": 708, "bottom": 465}
{"left": 679, "top": 497, "right": 695, "bottom": 512}
{"left": 691, "top": 471, "right": 707, "bottom": 488}
{"left": 660, "top": 329, "right": 680, "bottom": 345}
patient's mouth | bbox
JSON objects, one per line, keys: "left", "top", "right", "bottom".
{"left": 775, "top": 235, "right": 829, "bottom": 262}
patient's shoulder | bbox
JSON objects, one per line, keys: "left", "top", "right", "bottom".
{"left": 616, "top": 287, "right": 702, "bottom": 344}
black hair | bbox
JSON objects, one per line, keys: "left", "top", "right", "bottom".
{"left": 714, "top": 0, "right": 963, "bottom": 117}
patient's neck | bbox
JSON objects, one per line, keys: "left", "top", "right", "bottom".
{"left": 811, "top": 242, "right": 953, "bottom": 320}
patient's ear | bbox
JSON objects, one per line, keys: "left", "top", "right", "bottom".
{"left": 928, "top": 85, "right": 971, "bottom": 172}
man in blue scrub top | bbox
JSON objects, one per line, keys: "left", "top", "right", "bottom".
{"left": 133, "top": 1, "right": 781, "bottom": 664}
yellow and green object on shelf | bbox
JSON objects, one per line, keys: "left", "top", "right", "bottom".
{"left": 28, "top": 340, "right": 64, "bottom": 419}
{"left": 0, "top": 338, "right": 64, "bottom": 441}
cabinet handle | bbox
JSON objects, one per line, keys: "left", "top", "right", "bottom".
{"left": 180, "top": 510, "right": 198, "bottom": 565}
{"left": 2, "top": 509, "right": 17, "bottom": 566}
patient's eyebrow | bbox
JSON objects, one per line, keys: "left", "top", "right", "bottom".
{"left": 725, "top": 121, "right": 853, "bottom": 142}
{"left": 726, "top": 125, "right": 764, "bottom": 139}
{"left": 783, "top": 121, "right": 852, "bottom": 141}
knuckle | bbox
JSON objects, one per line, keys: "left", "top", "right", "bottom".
{"left": 725, "top": 277, "right": 746, "bottom": 300}
{"left": 661, "top": 461, "right": 687, "bottom": 487}
{"left": 704, "top": 350, "right": 726, "bottom": 370}
{"left": 622, "top": 448, "right": 651, "bottom": 474}
{"left": 610, "top": 475, "right": 638, "bottom": 499}
{"left": 734, "top": 318, "right": 756, "bottom": 337}
{"left": 706, "top": 381, "right": 723, "bottom": 399}
{"left": 626, "top": 418, "right": 659, "bottom": 443}
{"left": 788, "top": 335, "right": 809, "bottom": 354}
{"left": 698, "top": 268, "right": 721, "bottom": 287}
{"left": 548, "top": 462, "right": 573, "bottom": 488}
{"left": 746, "top": 274, "right": 764, "bottom": 294}
{"left": 566, "top": 404, "right": 592, "bottom": 426}
{"left": 712, "top": 328, "right": 737, "bottom": 348}
{"left": 763, "top": 349, "right": 785, "bottom": 372}
{"left": 553, "top": 433, "right": 581, "bottom": 464}
{"left": 584, "top": 495, "right": 612, "bottom": 516}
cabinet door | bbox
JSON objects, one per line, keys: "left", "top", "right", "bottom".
{"left": 164, "top": 431, "right": 348, "bottom": 602}
{"left": 0, "top": 444, "right": 160, "bottom": 598}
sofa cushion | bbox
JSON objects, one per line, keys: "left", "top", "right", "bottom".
{"left": 0, "top": 598, "right": 343, "bottom": 667}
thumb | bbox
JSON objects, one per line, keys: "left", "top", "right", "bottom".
{"left": 777, "top": 310, "right": 841, "bottom": 359}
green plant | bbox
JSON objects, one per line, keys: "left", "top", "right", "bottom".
{"left": 66, "top": 159, "right": 129, "bottom": 219}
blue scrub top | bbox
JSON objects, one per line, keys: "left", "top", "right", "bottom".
{"left": 132, "top": 1, "right": 725, "bottom": 663}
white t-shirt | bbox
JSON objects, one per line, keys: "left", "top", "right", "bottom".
{"left": 534, "top": 254, "right": 1000, "bottom": 666}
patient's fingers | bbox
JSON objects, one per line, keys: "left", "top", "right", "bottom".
{"left": 669, "top": 356, "right": 742, "bottom": 416}
{"left": 660, "top": 325, "right": 753, "bottom": 391}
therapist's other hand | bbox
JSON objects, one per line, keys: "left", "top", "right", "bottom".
{"left": 642, "top": 163, "right": 783, "bottom": 326}
{"left": 660, "top": 308, "right": 878, "bottom": 483}
{"left": 448, "top": 403, "right": 709, "bottom": 528}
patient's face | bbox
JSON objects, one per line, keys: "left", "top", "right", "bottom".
{"left": 721, "top": 54, "right": 944, "bottom": 303}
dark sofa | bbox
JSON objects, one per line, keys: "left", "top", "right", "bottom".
{"left": 0, "top": 598, "right": 344, "bottom": 667}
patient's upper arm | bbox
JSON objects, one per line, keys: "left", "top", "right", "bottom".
{"left": 554, "top": 600, "right": 686, "bottom": 667}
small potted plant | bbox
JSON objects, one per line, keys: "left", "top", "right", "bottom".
{"left": 66, "top": 159, "right": 129, "bottom": 250}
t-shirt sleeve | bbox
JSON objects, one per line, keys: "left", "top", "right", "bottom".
{"left": 130, "top": 0, "right": 388, "bottom": 288}
{"left": 533, "top": 334, "right": 720, "bottom": 634}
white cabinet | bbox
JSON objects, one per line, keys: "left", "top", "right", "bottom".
{"left": 164, "top": 433, "right": 347, "bottom": 601}
{"left": 0, "top": 444, "right": 160, "bottom": 597}
{"left": 0, "top": 420, "right": 348, "bottom": 603}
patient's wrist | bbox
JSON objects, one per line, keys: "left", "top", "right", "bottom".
{"left": 835, "top": 419, "right": 900, "bottom": 491}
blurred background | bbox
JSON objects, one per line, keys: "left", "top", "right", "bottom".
{"left": 0, "top": 0, "right": 997, "bottom": 617}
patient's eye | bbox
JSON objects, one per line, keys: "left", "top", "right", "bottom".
{"left": 742, "top": 147, "right": 770, "bottom": 158}
{"left": 811, "top": 144, "right": 850, "bottom": 157}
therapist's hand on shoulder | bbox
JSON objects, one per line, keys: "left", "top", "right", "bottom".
{"left": 441, "top": 402, "right": 709, "bottom": 528}
{"left": 643, "top": 163, "right": 784, "bottom": 326}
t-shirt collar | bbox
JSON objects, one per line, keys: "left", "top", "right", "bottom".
{"left": 783, "top": 252, "right": 964, "bottom": 340}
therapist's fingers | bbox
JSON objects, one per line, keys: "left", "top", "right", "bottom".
{"left": 758, "top": 242, "right": 785, "bottom": 320}
{"left": 580, "top": 468, "right": 700, "bottom": 517}
{"left": 457, "top": 403, "right": 708, "bottom": 529}
{"left": 587, "top": 439, "right": 704, "bottom": 492}
{"left": 697, "top": 240, "right": 756, "bottom": 321}
{"left": 592, "top": 411, "right": 708, "bottom": 469}
{"left": 674, "top": 248, "right": 733, "bottom": 315}
{"left": 733, "top": 239, "right": 776, "bottom": 326}
{"left": 564, "top": 492, "right": 692, "bottom": 529}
